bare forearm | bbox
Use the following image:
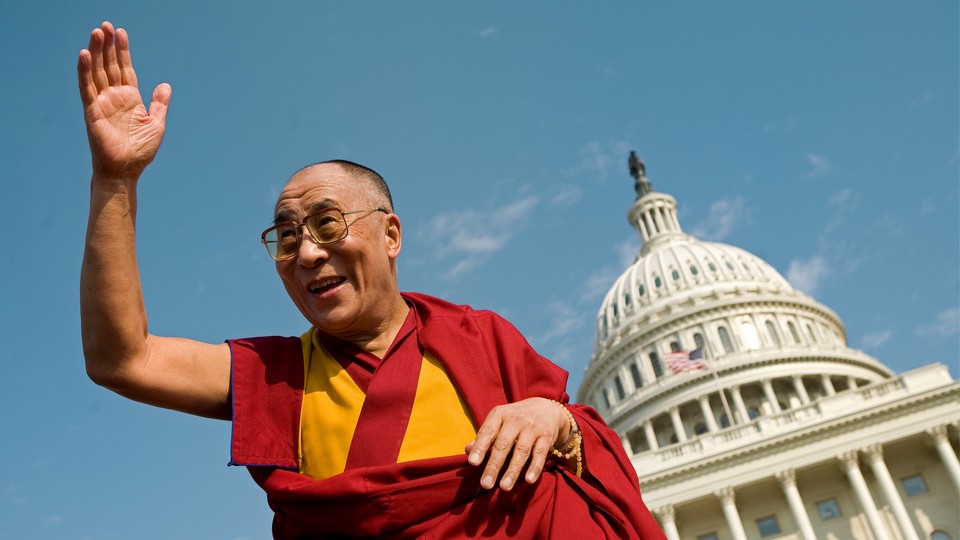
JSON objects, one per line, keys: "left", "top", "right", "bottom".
{"left": 80, "top": 173, "right": 149, "bottom": 385}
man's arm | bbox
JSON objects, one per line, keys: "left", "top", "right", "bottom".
{"left": 79, "top": 21, "right": 231, "bottom": 420}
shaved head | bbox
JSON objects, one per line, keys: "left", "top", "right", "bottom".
{"left": 292, "top": 160, "right": 394, "bottom": 213}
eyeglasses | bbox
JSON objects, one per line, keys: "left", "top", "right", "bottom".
{"left": 261, "top": 207, "right": 388, "bottom": 261}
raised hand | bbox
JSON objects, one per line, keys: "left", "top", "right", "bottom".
{"left": 465, "top": 397, "right": 570, "bottom": 491}
{"left": 78, "top": 21, "right": 170, "bottom": 179}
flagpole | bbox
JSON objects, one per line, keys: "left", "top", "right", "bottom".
{"left": 704, "top": 341, "right": 734, "bottom": 426}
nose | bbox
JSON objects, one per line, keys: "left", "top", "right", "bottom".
{"left": 296, "top": 226, "right": 329, "bottom": 268}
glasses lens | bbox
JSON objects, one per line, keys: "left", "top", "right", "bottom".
{"left": 305, "top": 209, "right": 348, "bottom": 244}
{"left": 264, "top": 224, "right": 299, "bottom": 260}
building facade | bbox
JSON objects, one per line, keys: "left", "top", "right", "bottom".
{"left": 576, "top": 161, "right": 960, "bottom": 540}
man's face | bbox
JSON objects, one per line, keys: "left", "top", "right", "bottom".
{"left": 273, "top": 163, "right": 401, "bottom": 338}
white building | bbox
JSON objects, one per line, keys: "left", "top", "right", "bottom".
{"left": 576, "top": 160, "right": 960, "bottom": 540}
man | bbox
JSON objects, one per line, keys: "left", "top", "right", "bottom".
{"left": 78, "top": 21, "right": 665, "bottom": 539}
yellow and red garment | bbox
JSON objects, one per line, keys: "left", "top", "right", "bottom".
{"left": 228, "top": 292, "right": 666, "bottom": 539}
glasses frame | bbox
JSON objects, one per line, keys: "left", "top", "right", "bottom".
{"left": 260, "top": 207, "right": 388, "bottom": 261}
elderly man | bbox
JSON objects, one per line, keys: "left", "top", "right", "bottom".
{"left": 78, "top": 21, "right": 665, "bottom": 539}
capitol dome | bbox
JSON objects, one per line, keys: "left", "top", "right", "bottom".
{"left": 576, "top": 155, "right": 959, "bottom": 540}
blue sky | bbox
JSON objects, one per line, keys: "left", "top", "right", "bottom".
{"left": 1, "top": 1, "right": 957, "bottom": 538}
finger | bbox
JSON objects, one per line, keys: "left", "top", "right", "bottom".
{"left": 101, "top": 22, "right": 122, "bottom": 86}
{"left": 148, "top": 83, "right": 172, "bottom": 125}
{"left": 115, "top": 28, "right": 138, "bottom": 88}
{"left": 499, "top": 431, "right": 538, "bottom": 491}
{"left": 524, "top": 435, "right": 553, "bottom": 484}
{"left": 468, "top": 412, "right": 503, "bottom": 466}
{"left": 88, "top": 26, "right": 108, "bottom": 92}
{"left": 77, "top": 50, "right": 98, "bottom": 107}
{"left": 480, "top": 423, "right": 521, "bottom": 490}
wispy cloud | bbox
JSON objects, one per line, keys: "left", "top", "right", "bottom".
{"left": 423, "top": 194, "right": 539, "bottom": 278}
{"left": 689, "top": 196, "right": 746, "bottom": 241}
{"left": 914, "top": 307, "right": 960, "bottom": 338}
{"left": 479, "top": 26, "right": 497, "bottom": 39}
{"left": 805, "top": 153, "right": 834, "bottom": 178}
{"left": 550, "top": 185, "right": 582, "bottom": 207}
{"left": 565, "top": 140, "right": 631, "bottom": 181}
{"left": 909, "top": 89, "right": 939, "bottom": 108}
{"left": 616, "top": 237, "right": 641, "bottom": 268}
{"left": 786, "top": 255, "right": 829, "bottom": 295}
{"left": 581, "top": 266, "right": 621, "bottom": 303}
{"left": 861, "top": 329, "right": 892, "bottom": 349}
{"left": 537, "top": 300, "right": 587, "bottom": 345}
{"left": 824, "top": 188, "right": 858, "bottom": 234}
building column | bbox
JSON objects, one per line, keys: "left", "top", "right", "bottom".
{"left": 792, "top": 375, "right": 810, "bottom": 405}
{"left": 644, "top": 419, "right": 659, "bottom": 451}
{"left": 776, "top": 469, "right": 816, "bottom": 540}
{"left": 620, "top": 435, "right": 633, "bottom": 457}
{"left": 715, "top": 487, "right": 748, "bottom": 540}
{"left": 670, "top": 407, "right": 687, "bottom": 443}
{"left": 655, "top": 505, "right": 680, "bottom": 540}
{"left": 847, "top": 376, "right": 859, "bottom": 390}
{"left": 863, "top": 445, "right": 920, "bottom": 540}
{"left": 762, "top": 379, "right": 782, "bottom": 415}
{"left": 730, "top": 385, "right": 749, "bottom": 424}
{"left": 698, "top": 395, "right": 719, "bottom": 432}
{"left": 652, "top": 207, "right": 666, "bottom": 232}
{"left": 821, "top": 374, "right": 836, "bottom": 395}
{"left": 838, "top": 451, "right": 890, "bottom": 540}
{"left": 927, "top": 424, "right": 960, "bottom": 495}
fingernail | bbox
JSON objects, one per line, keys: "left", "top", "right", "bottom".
{"left": 482, "top": 475, "right": 493, "bottom": 488}
{"left": 469, "top": 452, "right": 480, "bottom": 464}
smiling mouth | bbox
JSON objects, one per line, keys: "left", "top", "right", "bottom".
{"left": 309, "top": 277, "right": 346, "bottom": 294}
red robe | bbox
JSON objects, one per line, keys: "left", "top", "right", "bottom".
{"left": 229, "top": 292, "right": 665, "bottom": 539}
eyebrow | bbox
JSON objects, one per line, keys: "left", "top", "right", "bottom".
{"left": 273, "top": 199, "right": 338, "bottom": 226}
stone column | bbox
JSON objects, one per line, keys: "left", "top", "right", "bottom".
{"left": 776, "top": 469, "right": 816, "bottom": 540}
{"left": 715, "top": 487, "right": 747, "bottom": 540}
{"left": 863, "top": 445, "right": 919, "bottom": 540}
{"left": 655, "top": 505, "right": 680, "bottom": 540}
{"left": 653, "top": 206, "right": 666, "bottom": 233}
{"left": 644, "top": 419, "right": 659, "bottom": 451}
{"left": 620, "top": 435, "right": 633, "bottom": 457}
{"left": 762, "top": 379, "right": 782, "bottom": 415}
{"left": 730, "top": 385, "right": 749, "bottom": 424}
{"left": 927, "top": 425, "right": 960, "bottom": 495}
{"left": 838, "top": 451, "right": 890, "bottom": 540}
{"left": 821, "top": 374, "right": 836, "bottom": 395}
{"left": 792, "top": 375, "right": 810, "bottom": 405}
{"left": 847, "top": 376, "right": 859, "bottom": 390}
{"left": 670, "top": 407, "right": 687, "bottom": 443}
{"left": 698, "top": 395, "right": 719, "bottom": 432}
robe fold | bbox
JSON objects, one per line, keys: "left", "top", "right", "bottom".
{"left": 229, "top": 292, "right": 665, "bottom": 539}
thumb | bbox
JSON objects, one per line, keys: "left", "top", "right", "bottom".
{"left": 148, "top": 82, "right": 172, "bottom": 124}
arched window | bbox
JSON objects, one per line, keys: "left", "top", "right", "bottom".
{"left": 630, "top": 363, "right": 643, "bottom": 388}
{"left": 766, "top": 321, "right": 781, "bottom": 347}
{"left": 748, "top": 406, "right": 760, "bottom": 420}
{"left": 669, "top": 341, "right": 681, "bottom": 352}
{"left": 930, "top": 531, "right": 952, "bottom": 540}
{"left": 614, "top": 376, "right": 626, "bottom": 400}
{"left": 671, "top": 269, "right": 680, "bottom": 281}
{"left": 718, "top": 326, "right": 734, "bottom": 354}
{"left": 806, "top": 324, "right": 818, "bottom": 343}
{"left": 719, "top": 414, "right": 731, "bottom": 428}
{"left": 600, "top": 389, "right": 611, "bottom": 410}
{"left": 650, "top": 352, "right": 663, "bottom": 378}
{"left": 788, "top": 321, "right": 801, "bottom": 344}
{"left": 740, "top": 322, "right": 761, "bottom": 350}
{"left": 693, "top": 333, "right": 705, "bottom": 349}
{"left": 694, "top": 422, "right": 708, "bottom": 435}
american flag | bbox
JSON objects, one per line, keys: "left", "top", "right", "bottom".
{"left": 664, "top": 347, "right": 707, "bottom": 373}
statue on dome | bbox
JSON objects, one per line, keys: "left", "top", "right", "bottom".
{"left": 628, "top": 151, "right": 652, "bottom": 198}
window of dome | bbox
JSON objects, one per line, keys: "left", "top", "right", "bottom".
{"left": 766, "top": 321, "right": 781, "bottom": 347}
{"left": 725, "top": 261, "right": 735, "bottom": 271}
{"left": 693, "top": 333, "right": 705, "bottom": 349}
{"left": 756, "top": 515, "right": 781, "bottom": 538}
{"left": 690, "top": 265, "right": 699, "bottom": 275}
{"left": 694, "top": 423, "right": 708, "bottom": 435}
{"left": 669, "top": 341, "right": 681, "bottom": 352}
{"left": 719, "top": 414, "right": 730, "bottom": 428}
{"left": 747, "top": 406, "right": 760, "bottom": 420}
{"left": 708, "top": 262, "right": 717, "bottom": 272}
{"left": 613, "top": 376, "right": 625, "bottom": 400}
{"left": 740, "top": 322, "right": 761, "bottom": 350}
{"left": 654, "top": 276, "right": 662, "bottom": 288}
{"left": 624, "top": 293, "right": 631, "bottom": 306}
{"left": 788, "top": 321, "right": 801, "bottom": 344}
{"left": 629, "top": 363, "right": 643, "bottom": 388}
{"left": 718, "top": 326, "right": 734, "bottom": 354}
{"left": 742, "top": 262, "right": 750, "bottom": 272}
{"left": 650, "top": 352, "right": 663, "bottom": 378}
{"left": 671, "top": 269, "right": 680, "bottom": 281}
{"left": 806, "top": 324, "right": 817, "bottom": 343}
{"left": 600, "top": 389, "right": 611, "bottom": 410}
{"left": 638, "top": 284, "right": 645, "bottom": 296}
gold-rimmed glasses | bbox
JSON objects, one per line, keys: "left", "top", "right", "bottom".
{"left": 260, "top": 207, "right": 388, "bottom": 261}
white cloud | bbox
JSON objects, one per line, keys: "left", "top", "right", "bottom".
{"left": 479, "top": 26, "right": 497, "bottom": 39}
{"left": 786, "top": 255, "right": 829, "bottom": 295}
{"left": 423, "top": 194, "right": 539, "bottom": 278}
{"left": 909, "top": 89, "right": 939, "bottom": 108}
{"left": 824, "top": 188, "right": 858, "bottom": 233}
{"left": 805, "top": 153, "right": 834, "bottom": 178}
{"left": 537, "top": 300, "right": 587, "bottom": 345}
{"left": 550, "top": 185, "right": 582, "bottom": 207}
{"left": 914, "top": 307, "right": 960, "bottom": 338}
{"left": 581, "top": 266, "right": 620, "bottom": 303}
{"left": 616, "top": 237, "right": 641, "bottom": 268}
{"left": 689, "top": 196, "right": 746, "bottom": 241}
{"left": 861, "top": 329, "right": 892, "bottom": 349}
{"left": 568, "top": 140, "right": 631, "bottom": 180}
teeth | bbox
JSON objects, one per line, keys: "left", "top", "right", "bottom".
{"left": 309, "top": 277, "right": 344, "bottom": 292}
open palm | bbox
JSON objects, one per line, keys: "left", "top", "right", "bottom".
{"left": 79, "top": 22, "right": 170, "bottom": 178}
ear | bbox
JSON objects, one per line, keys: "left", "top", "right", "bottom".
{"left": 384, "top": 213, "right": 402, "bottom": 259}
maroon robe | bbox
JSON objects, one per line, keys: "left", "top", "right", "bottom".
{"left": 229, "top": 292, "right": 665, "bottom": 539}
